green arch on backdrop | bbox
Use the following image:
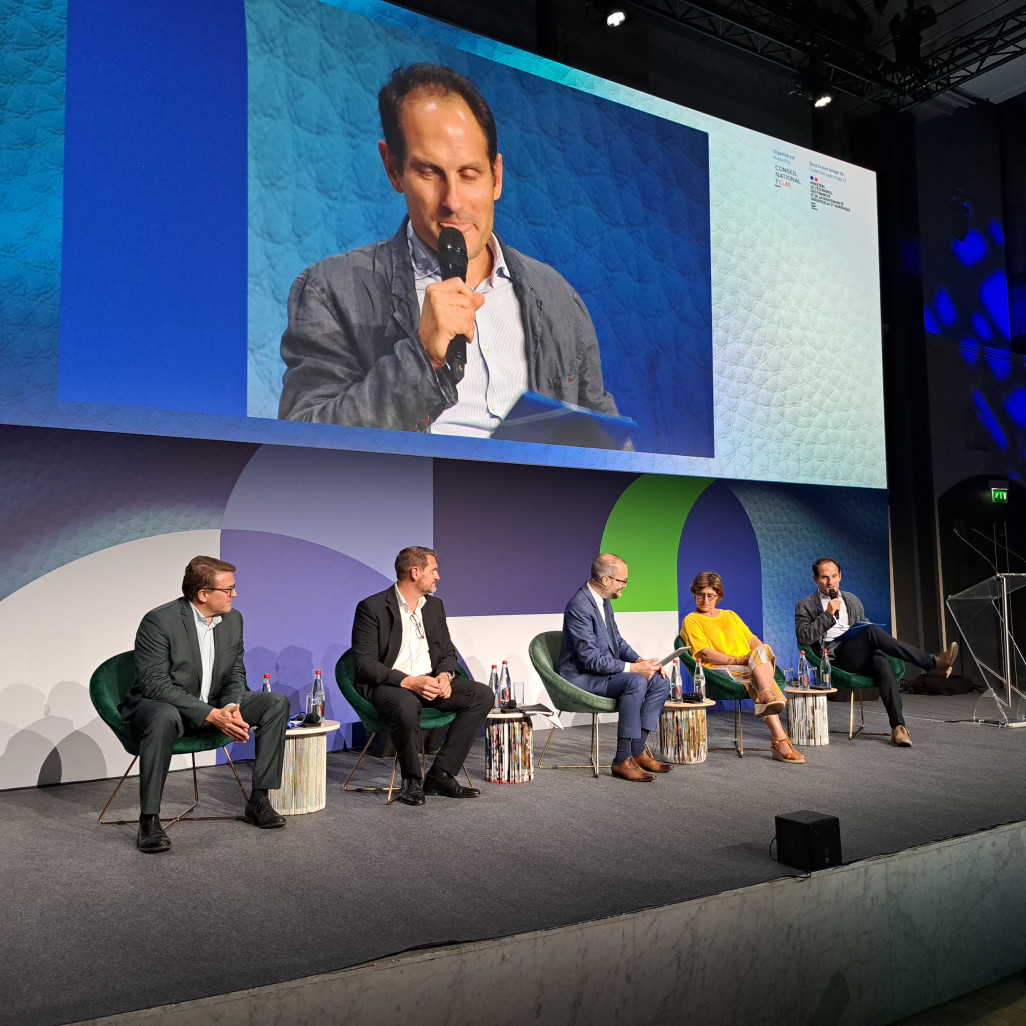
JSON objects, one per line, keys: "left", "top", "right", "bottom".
{"left": 600, "top": 475, "right": 715, "bottom": 612}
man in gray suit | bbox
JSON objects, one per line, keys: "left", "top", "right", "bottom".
{"left": 120, "top": 556, "right": 289, "bottom": 853}
{"left": 794, "top": 557, "right": 957, "bottom": 748}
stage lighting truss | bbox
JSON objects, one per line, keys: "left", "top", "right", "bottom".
{"left": 627, "top": 0, "right": 1026, "bottom": 111}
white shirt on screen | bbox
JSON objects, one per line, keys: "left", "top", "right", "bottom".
{"left": 409, "top": 223, "right": 528, "bottom": 438}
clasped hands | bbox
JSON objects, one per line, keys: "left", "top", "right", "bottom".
{"left": 418, "top": 279, "right": 485, "bottom": 371}
{"left": 205, "top": 704, "right": 250, "bottom": 743}
{"left": 401, "top": 673, "right": 453, "bottom": 700}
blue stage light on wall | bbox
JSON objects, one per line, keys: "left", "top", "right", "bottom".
{"left": 988, "top": 219, "right": 1005, "bottom": 245}
{"left": 958, "top": 339, "right": 980, "bottom": 366}
{"left": 952, "top": 228, "right": 987, "bottom": 267}
{"left": 924, "top": 306, "right": 940, "bottom": 334}
{"left": 972, "top": 312, "right": 993, "bottom": 341}
{"left": 973, "top": 389, "right": 1008, "bottom": 450}
{"left": 980, "top": 271, "right": 1011, "bottom": 341}
{"left": 1005, "top": 386, "right": 1026, "bottom": 428}
{"left": 984, "top": 347, "right": 1012, "bottom": 381}
{"left": 934, "top": 287, "right": 957, "bottom": 327}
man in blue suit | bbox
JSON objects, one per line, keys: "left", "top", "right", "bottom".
{"left": 559, "top": 554, "right": 672, "bottom": 781}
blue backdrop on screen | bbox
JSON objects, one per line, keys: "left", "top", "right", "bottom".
{"left": 58, "top": 0, "right": 248, "bottom": 417}
{"left": 247, "top": 0, "right": 713, "bottom": 456}
{"left": 55, "top": 0, "right": 712, "bottom": 458}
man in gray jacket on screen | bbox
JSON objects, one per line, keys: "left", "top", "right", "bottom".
{"left": 278, "top": 62, "right": 617, "bottom": 435}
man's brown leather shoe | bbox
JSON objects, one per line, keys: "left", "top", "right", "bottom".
{"left": 611, "top": 756, "right": 655, "bottom": 781}
{"left": 635, "top": 749, "right": 674, "bottom": 773}
{"left": 891, "top": 725, "right": 913, "bottom": 747}
{"left": 933, "top": 642, "right": 958, "bottom": 678}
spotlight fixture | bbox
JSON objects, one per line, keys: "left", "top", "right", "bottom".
{"left": 790, "top": 67, "right": 834, "bottom": 109}
{"left": 585, "top": 2, "right": 628, "bottom": 28}
{"left": 605, "top": 4, "right": 627, "bottom": 28}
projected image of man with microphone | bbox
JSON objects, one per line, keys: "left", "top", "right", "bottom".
{"left": 278, "top": 63, "right": 619, "bottom": 436}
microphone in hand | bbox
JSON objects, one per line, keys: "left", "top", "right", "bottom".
{"left": 437, "top": 227, "right": 469, "bottom": 382}
{"left": 828, "top": 588, "right": 840, "bottom": 621}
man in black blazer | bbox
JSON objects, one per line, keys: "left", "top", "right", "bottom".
{"left": 794, "top": 557, "right": 957, "bottom": 747}
{"left": 559, "top": 554, "right": 672, "bottom": 781}
{"left": 120, "top": 556, "right": 289, "bottom": 852}
{"left": 352, "top": 546, "right": 493, "bottom": 806}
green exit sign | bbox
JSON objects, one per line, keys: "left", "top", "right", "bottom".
{"left": 992, "top": 487, "right": 1008, "bottom": 503}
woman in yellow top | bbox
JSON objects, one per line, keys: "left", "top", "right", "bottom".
{"left": 682, "top": 571, "right": 804, "bottom": 764}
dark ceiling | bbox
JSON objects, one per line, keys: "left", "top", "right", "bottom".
{"left": 623, "top": 0, "right": 1026, "bottom": 115}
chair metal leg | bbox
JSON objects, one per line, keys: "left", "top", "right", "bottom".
{"left": 98, "top": 757, "right": 139, "bottom": 824}
{"left": 537, "top": 714, "right": 603, "bottom": 772}
{"left": 829, "top": 690, "right": 889, "bottom": 740}
{"left": 346, "top": 733, "right": 471, "bottom": 801}
{"left": 99, "top": 749, "right": 248, "bottom": 825}
{"left": 344, "top": 732, "right": 398, "bottom": 801}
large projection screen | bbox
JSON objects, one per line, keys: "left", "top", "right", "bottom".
{"left": 2, "top": 0, "right": 886, "bottom": 488}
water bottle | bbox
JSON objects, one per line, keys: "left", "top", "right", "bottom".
{"left": 487, "top": 664, "right": 499, "bottom": 707}
{"left": 262, "top": 673, "right": 273, "bottom": 693}
{"left": 499, "top": 660, "right": 513, "bottom": 705}
{"left": 305, "top": 669, "right": 325, "bottom": 724}
{"left": 819, "top": 648, "right": 832, "bottom": 690}
{"left": 670, "top": 659, "right": 681, "bottom": 701}
{"left": 797, "top": 651, "right": 810, "bottom": 690}
{"left": 694, "top": 658, "right": 706, "bottom": 699}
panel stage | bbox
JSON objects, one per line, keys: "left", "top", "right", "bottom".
{"left": 2, "top": 692, "right": 1023, "bottom": 1026}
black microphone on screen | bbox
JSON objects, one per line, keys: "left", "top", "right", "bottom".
{"left": 828, "top": 588, "right": 840, "bottom": 621}
{"left": 437, "top": 226, "right": 469, "bottom": 383}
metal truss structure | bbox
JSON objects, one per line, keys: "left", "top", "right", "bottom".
{"left": 628, "top": 0, "right": 1026, "bottom": 110}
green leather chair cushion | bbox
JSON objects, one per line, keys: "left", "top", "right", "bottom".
{"left": 88, "top": 651, "right": 237, "bottom": 757}
{"left": 528, "top": 631, "right": 618, "bottom": 714}
{"left": 798, "top": 643, "right": 903, "bottom": 691}
{"left": 334, "top": 649, "right": 459, "bottom": 734}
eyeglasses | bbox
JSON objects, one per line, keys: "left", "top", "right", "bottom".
{"left": 695, "top": 592, "right": 718, "bottom": 601}
{"left": 409, "top": 613, "right": 425, "bottom": 639}
{"left": 205, "top": 586, "right": 237, "bottom": 596}
{"left": 606, "top": 576, "right": 628, "bottom": 586}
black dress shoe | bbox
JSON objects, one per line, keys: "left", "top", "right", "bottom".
{"left": 137, "top": 817, "right": 171, "bottom": 854}
{"left": 423, "top": 768, "right": 480, "bottom": 798}
{"left": 397, "top": 777, "right": 425, "bottom": 806}
{"left": 244, "top": 795, "right": 286, "bottom": 828}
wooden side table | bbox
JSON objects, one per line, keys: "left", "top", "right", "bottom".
{"left": 659, "top": 699, "right": 716, "bottom": 764}
{"left": 485, "top": 710, "right": 533, "bottom": 783}
{"left": 270, "top": 719, "right": 340, "bottom": 815}
{"left": 785, "top": 687, "right": 837, "bottom": 746}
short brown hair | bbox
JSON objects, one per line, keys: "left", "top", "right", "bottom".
{"left": 812, "top": 558, "right": 841, "bottom": 578}
{"left": 182, "top": 556, "right": 236, "bottom": 601}
{"left": 689, "top": 571, "right": 724, "bottom": 599}
{"left": 379, "top": 63, "right": 498, "bottom": 169}
{"left": 395, "top": 546, "right": 437, "bottom": 581}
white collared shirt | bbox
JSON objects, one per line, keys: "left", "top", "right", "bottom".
{"left": 820, "top": 591, "right": 850, "bottom": 641}
{"left": 190, "top": 603, "right": 222, "bottom": 703}
{"left": 409, "top": 224, "right": 528, "bottom": 437}
{"left": 587, "top": 582, "right": 630, "bottom": 672}
{"left": 392, "top": 585, "right": 433, "bottom": 676}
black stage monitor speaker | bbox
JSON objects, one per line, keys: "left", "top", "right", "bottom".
{"left": 775, "top": 810, "right": 842, "bottom": 871}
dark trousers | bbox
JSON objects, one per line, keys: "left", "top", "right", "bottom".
{"left": 367, "top": 678, "right": 493, "bottom": 779}
{"left": 567, "top": 671, "right": 670, "bottom": 739}
{"left": 122, "top": 691, "right": 289, "bottom": 815}
{"left": 830, "top": 625, "right": 935, "bottom": 728}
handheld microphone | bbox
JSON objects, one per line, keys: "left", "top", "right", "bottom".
{"left": 437, "top": 227, "right": 469, "bottom": 382}
{"left": 828, "top": 588, "right": 840, "bottom": 621}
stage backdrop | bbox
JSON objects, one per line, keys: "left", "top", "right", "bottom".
{"left": 0, "top": 426, "right": 889, "bottom": 791}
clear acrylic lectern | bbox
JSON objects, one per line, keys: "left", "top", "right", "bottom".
{"left": 946, "top": 573, "right": 1026, "bottom": 727}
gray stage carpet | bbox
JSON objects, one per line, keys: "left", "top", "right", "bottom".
{"left": 2, "top": 693, "right": 1023, "bottom": 1026}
